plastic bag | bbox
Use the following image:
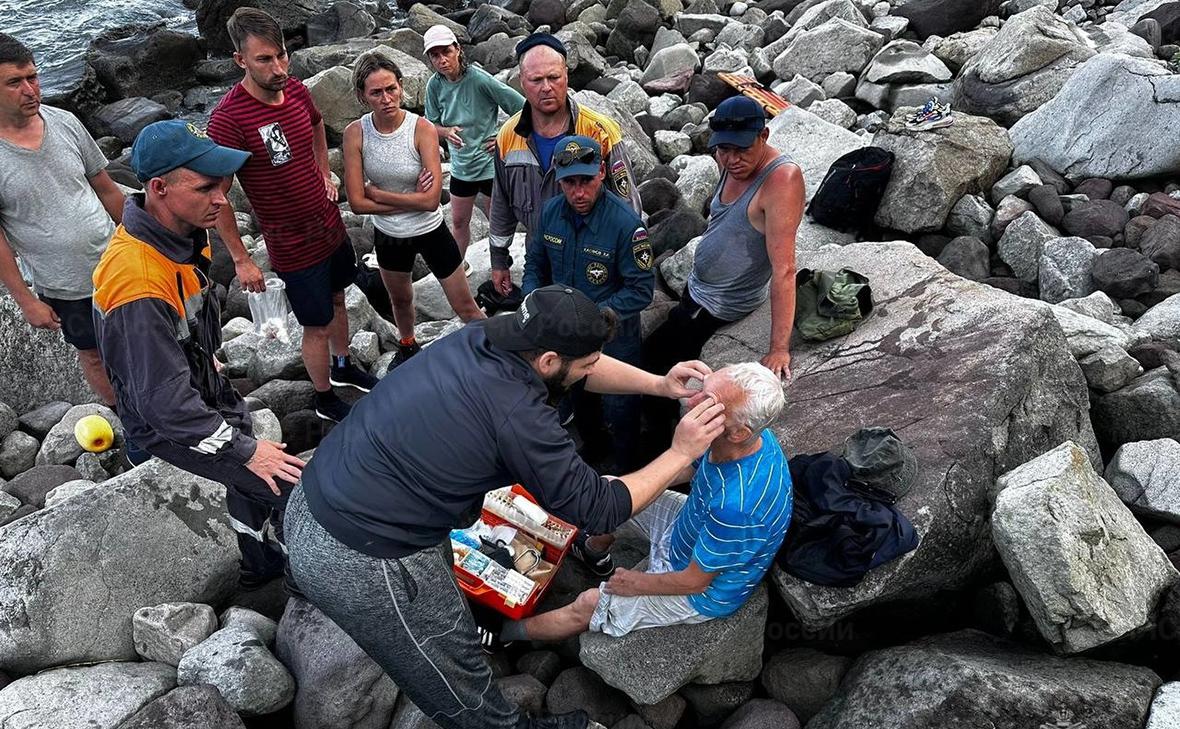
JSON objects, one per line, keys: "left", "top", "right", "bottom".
{"left": 247, "top": 278, "right": 291, "bottom": 343}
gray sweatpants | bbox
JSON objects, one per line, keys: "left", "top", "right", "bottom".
{"left": 284, "top": 485, "right": 521, "bottom": 729}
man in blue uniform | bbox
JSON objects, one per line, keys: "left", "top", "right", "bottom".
{"left": 523, "top": 134, "right": 653, "bottom": 476}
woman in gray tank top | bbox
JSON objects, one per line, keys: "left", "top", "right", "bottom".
{"left": 343, "top": 51, "right": 485, "bottom": 369}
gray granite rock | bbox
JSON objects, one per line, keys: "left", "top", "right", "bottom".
{"left": 1093, "top": 367, "right": 1180, "bottom": 449}
{"left": 0, "top": 458, "right": 239, "bottom": 673}
{"left": 42, "top": 478, "right": 96, "bottom": 509}
{"left": 36, "top": 403, "right": 124, "bottom": 467}
{"left": 1079, "top": 345, "right": 1145, "bottom": 394}
{"left": 997, "top": 211, "right": 1058, "bottom": 284}
{"left": 863, "top": 39, "right": 952, "bottom": 84}
{"left": 1105, "top": 438, "right": 1180, "bottom": 523}
{"left": 4, "top": 463, "right": 83, "bottom": 508}
{"left": 275, "top": 598, "right": 400, "bottom": 729}
{"left": 1039, "top": 236, "right": 1098, "bottom": 304}
{"left": 579, "top": 585, "right": 767, "bottom": 704}
{"left": 773, "top": 18, "right": 885, "bottom": 83}
{"left": 219, "top": 606, "right": 278, "bottom": 645}
{"left": 704, "top": 242, "right": 1097, "bottom": 629}
{"left": 0, "top": 661, "right": 176, "bottom": 729}
{"left": 992, "top": 441, "right": 1179, "bottom": 653}
{"left": 114, "top": 684, "right": 246, "bottom": 729}
{"left": 937, "top": 236, "right": 991, "bottom": 281}
{"left": 0, "top": 295, "right": 93, "bottom": 416}
{"left": 545, "top": 667, "right": 630, "bottom": 726}
{"left": 1147, "top": 682, "right": 1180, "bottom": 729}
{"left": 946, "top": 194, "right": 995, "bottom": 244}
{"left": 720, "top": 699, "right": 801, "bottom": 729}
{"left": 807, "top": 629, "right": 1160, "bottom": 729}
{"left": 133, "top": 602, "right": 219, "bottom": 666}
{"left": 990, "top": 165, "right": 1042, "bottom": 205}
{"left": 760, "top": 648, "right": 851, "bottom": 722}
{"left": 873, "top": 109, "right": 1013, "bottom": 234}
{"left": 177, "top": 626, "right": 295, "bottom": 716}
{"left": 1132, "top": 293, "right": 1180, "bottom": 343}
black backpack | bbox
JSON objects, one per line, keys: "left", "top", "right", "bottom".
{"left": 807, "top": 147, "right": 894, "bottom": 237}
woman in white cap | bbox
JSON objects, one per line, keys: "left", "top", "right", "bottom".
{"left": 343, "top": 51, "right": 485, "bottom": 370}
{"left": 423, "top": 24, "right": 524, "bottom": 273}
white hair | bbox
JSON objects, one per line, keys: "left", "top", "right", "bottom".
{"left": 723, "top": 362, "right": 785, "bottom": 434}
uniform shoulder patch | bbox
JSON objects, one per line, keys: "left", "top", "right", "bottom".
{"left": 611, "top": 159, "right": 630, "bottom": 197}
{"left": 632, "top": 227, "right": 653, "bottom": 271}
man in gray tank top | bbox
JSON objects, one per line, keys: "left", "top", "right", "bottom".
{"left": 642, "top": 96, "right": 804, "bottom": 447}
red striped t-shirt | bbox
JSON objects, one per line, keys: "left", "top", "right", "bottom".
{"left": 207, "top": 78, "right": 345, "bottom": 272}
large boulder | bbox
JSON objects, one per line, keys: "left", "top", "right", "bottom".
{"left": 177, "top": 626, "right": 294, "bottom": 716}
{"left": 304, "top": 66, "right": 366, "bottom": 143}
{"left": 871, "top": 110, "right": 1013, "bottom": 234}
{"left": 579, "top": 585, "right": 767, "bottom": 704}
{"left": 1132, "top": 293, "right": 1180, "bottom": 342}
{"left": 132, "top": 602, "right": 220, "bottom": 667}
{"left": 91, "top": 97, "right": 173, "bottom": 145}
{"left": 953, "top": 6, "right": 1095, "bottom": 127}
{"left": 1039, "top": 236, "right": 1098, "bottom": 304}
{"left": 197, "top": 0, "right": 325, "bottom": 54}
{"left": 890, "top": 0, "right": 1003, "bottom": 38}
{"left": 772, "top": 18, "right": 885, "bottom": 83}
{"left": 992, "top": 441, "right": 1178, "bottom": 653}
{"left": 1093, "top": 368, "right": 1180, "bottom": 451}
{"left": 0, "top": 662, "right": 176, "bottom": 729}
{"left": 573, "top": 90, "right": 659, "bottom": 183}
{"left": 701, "top": 242, "right": 1098, "bottom": 629}
{"left": 306, "top": 1, "right": 376, "bottom": 46}
{"left": 0, "top": 459, "right": 239, "bottom": 673}
{"left": 807, "top": 630, "right": 1161, "bottom": 729}
{"left": 114, "top": 684, "right": 246, "bottom": 729}
{"left": 469, "top": 5, "right": 532, "bottom": 44}
{"left": 862, "top": 40, "right": 953, "bottom": 84}
{"left": 290, "top": 38, "right": 385, "bottom": 80}
{"left": 1010, "top": 54, "right": 1180, "bottom": 181}
{"left": 1106, "top": 438, "right": 1180, "bottom": 523}
{"left": 87, "top": 23, "right": 202, "bottom": 101}
{"left": 275, "top": 598, "right": 401, "bottom": 729}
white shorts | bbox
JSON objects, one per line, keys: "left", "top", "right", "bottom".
{"left": 588, "top": 491, "right": 712, "bottom": 637}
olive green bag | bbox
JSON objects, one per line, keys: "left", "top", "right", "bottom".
{"left": 794, "top": 268, "right": 874, "bottom": 342}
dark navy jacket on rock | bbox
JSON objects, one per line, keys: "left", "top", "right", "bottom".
{"left": 521, "top": 190, "right": 654, "bottom": 320}
{"left": 299, "top": 321, "right": 635, "bottom": 558}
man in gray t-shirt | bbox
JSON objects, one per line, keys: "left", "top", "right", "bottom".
{"left": 0, "top": 34, "right": 124, "bottom": 405}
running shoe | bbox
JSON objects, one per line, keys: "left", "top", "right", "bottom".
{"left": 390, "top": 340, "right": 422, "bottom": 370}
{"left": 907, "top": 111, "right": 954, "bottom": 131}
{"left": 329, "top": 362, "right": 379, "bottom": 393}
{"left": 569, "top": 533, "right": 615, "bottom": 578}
{"left": 314, "top": 391, "right": 352, "bottom": 422}
{"left": 904, "top": 97, "right": 940, "bottom": 124}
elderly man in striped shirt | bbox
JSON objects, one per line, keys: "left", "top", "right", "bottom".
{"left": 497, "top": 362, "right": 792, "bottom": 643}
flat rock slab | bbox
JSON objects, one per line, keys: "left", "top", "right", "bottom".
{"left": 114, "top": 684, "right": 246, "bottom": 729}
{"left": 579, "top": 584, "right": 768, "bottom": 704}
{"left": 0, "top": 661, "right": 176, "bottom": 729}
{"left": 807, "top": 629, "right": 1160, "bottom": 729}
{"left": 0, "top": 459, "right": 239, "bottom": 673}
{"left": 992, "top": 441, "right": 1178, "bottom": 654}
{"left": 701, "top": 242, "right": 1098, "bottom": 630}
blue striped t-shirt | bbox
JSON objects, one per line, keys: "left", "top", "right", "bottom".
{"left": 668, "top": 430, "right": 793, "bottom": 618}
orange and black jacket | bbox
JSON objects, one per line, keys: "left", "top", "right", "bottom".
{"left": 489, "top": 97, "right": 642, "bottom": 271}
{"left": 92, "top": 196, "right": 255, "bottom": 465}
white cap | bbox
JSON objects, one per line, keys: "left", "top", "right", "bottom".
{"left": 423, "top": 25, "right": 459, "bottom": 53}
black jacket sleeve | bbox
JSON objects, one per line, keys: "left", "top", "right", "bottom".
{"left": 100, "top": 298, "right": 256, "bottom": 464}
{"left": 496, "top": 392, "right": 633, "bottom": 534}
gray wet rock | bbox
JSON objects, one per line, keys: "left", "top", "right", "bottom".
{"left": 807, "top": 629, "right": 1160, "bottom": 729}
{"left": 0, "top": 661, "right": 176, "bottom": 729}
{"left": 1105, "top": 438, "right": 1180, "bottom": 523}
{"left": 177, "top": 625, "right": 295, "bottom": 716}
{"left": 0, "top": 458, "right": 239, "bottom": 673}
{"left": 1079, "top": 345, "right": 1145, "bottom": 394}
{"left": 275, "top": 597, "right": 400, "bottom": 729}
{"left": 991, "top": 441, "right": 1178, "bottom": 653}
{"left": 579, "top": 584, "right": 768, "bottom": 704}
{"left": 704, "top": 242, "right": 1097, "bottom": 630}
{"left": 133, "top": 602, "right": 219, "bottom": 667}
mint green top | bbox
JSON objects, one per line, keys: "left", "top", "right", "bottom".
{"left": 425, "top": 65, "right": 524, "bottom": 183}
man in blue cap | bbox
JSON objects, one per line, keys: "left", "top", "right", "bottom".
{"left": 92, "top": 120, "right": 305, "bottom": 590}
{"left": 487, "top": 33, "right": 642, "bottom": 299}
{"left": 523, "top": 134, "right": 652, "bottom": 476}
{"left": 642, "top": 95, "right": 804, "bottom": 448}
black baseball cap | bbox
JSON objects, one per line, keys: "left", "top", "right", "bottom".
{"left": 485, "top": 285, "right": 610, "bottom": 358}
{"left": 708, "top": 96, "right": 767, "bottom": 149}
{"left": 515, "top": 32, "right": 567, "bottom": 63}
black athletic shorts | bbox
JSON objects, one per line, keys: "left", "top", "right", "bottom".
{"left": 449, "top": 176, "right": 494, "bottom": 198}
{"left": 274, "top": 239, "right": 358, "bottom": 328}
{"left": 41, "top": 295, "right": 97, "bottom": 350}
{"left": 373, "top": 222, "right": 463, "bottom": 277}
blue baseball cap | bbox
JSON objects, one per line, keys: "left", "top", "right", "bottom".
{"left": 131, "top": 120, "right": 251, "bottom": 182}
{"left": 553, "top": 135, "right": 603, "bottom": 181}
{"left": 515, "top": 32, "right": 567, "bottom": 63}
{"left": 708, "top": 96, "right": 767, "bottom": 149}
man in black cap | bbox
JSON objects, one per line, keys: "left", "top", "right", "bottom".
{"left": 285, "top": 285, "right": 724, "bottom": 729}
{"left": 487, "top": 32, "right": 642, "bottom": 298}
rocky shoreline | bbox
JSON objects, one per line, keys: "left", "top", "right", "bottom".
{"left": 3, "top": 0, "right": 1180, "bottom": 726}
